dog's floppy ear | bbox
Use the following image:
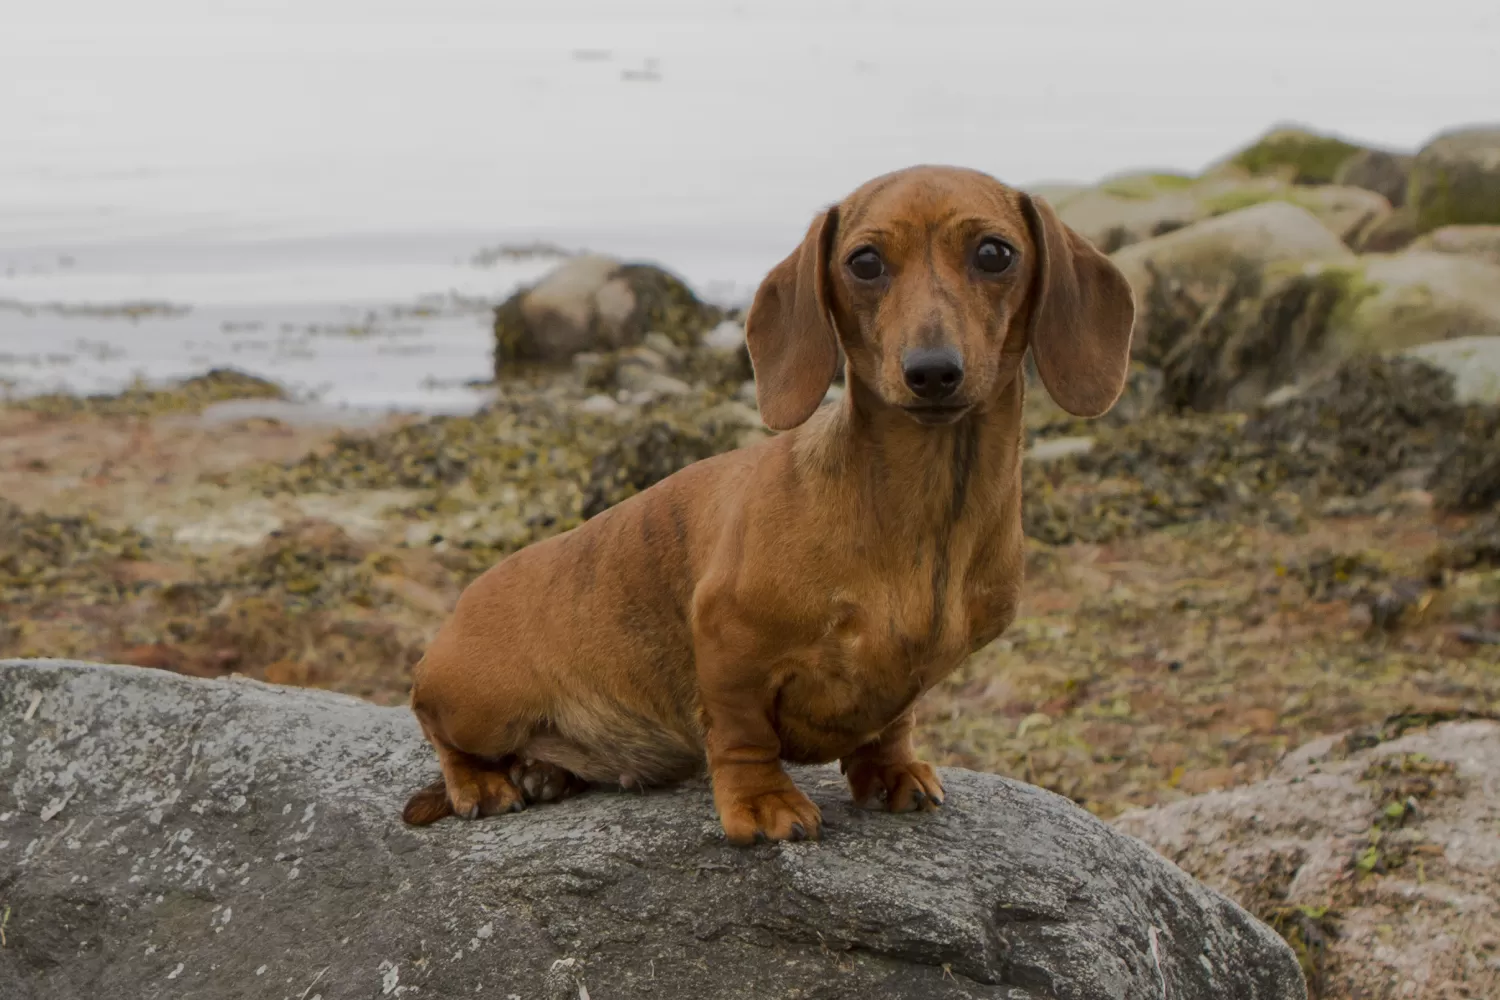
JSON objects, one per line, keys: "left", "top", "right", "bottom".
{"left": 1020, "top": 193, "right": 1136, "bottom": 418}
{"left": 745, "top": 206, "right": 841, "bottom": 431}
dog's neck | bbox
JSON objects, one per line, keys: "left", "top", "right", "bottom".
{"left": 793, "top": 367, "right": 1027, "bottom": 544}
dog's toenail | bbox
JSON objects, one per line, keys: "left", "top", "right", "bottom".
{"left": 789, "top": 823, "right": 806, "bottom": 841}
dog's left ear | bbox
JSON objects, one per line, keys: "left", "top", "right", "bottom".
{"left": 744, "top": 206, "right": 841, "bottom": 431}
{"left": 1020, "top": 193, "right": 1136, "bottom": 418}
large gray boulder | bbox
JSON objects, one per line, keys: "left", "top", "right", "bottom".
{"left": 1118, "top": 720, "right": 1500, "bottom": 999}
{"left": 492, "top": 256, "right": 721, "bottom": 375}
{"left": 0, "top": 659, "right": 1304, "bottom": 1000}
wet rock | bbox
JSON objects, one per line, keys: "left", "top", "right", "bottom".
{"left": 1408, "top": 126, "right": 1500, "bottom": 233}
{"left": 1116, "top": 719, "right": 1500, "bottom": 999}
{"left": 0, "top": 659, "right": 1306, "bottom": 1000}
{"left": 493, "top": 256, "right": 721, "bottom": 373}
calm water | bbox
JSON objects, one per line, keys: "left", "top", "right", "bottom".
{"left": 3, "top": 0, "right": 1496, "bottom": 408}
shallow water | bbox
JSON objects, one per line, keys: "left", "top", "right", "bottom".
{"left": 4, "top": 0, "right": 1496, "bottom": 409}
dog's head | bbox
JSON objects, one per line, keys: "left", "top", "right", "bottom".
{"left": 744, "top": 166, "right": 1136, "bottom": 430}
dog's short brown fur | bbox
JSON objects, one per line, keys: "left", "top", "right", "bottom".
{"left": 402, "top": 165, "right": 1135, "bottom": 844}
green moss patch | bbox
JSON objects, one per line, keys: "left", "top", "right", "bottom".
{"left": 1230, "top": 128, "right": 1365, "bottom": 185}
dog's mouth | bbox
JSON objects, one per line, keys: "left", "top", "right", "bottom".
{"left": 901, "top": 403, "right": 973, "bottom": 426}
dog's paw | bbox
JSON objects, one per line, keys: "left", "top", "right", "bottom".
{"left": 506, "top": 759, "right": 589, "bottom": 805}
{"left": 843, "top": 758, "right": 945, "bottom": 813}
{"left": 717, "top": 784, "right": 823, "bottom": 846}
{"left": 448, "top": 768, "right": 525, "bottom": 819}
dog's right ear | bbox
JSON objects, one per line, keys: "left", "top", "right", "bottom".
{"left": 744, "top": 206, "right": 841, "bottom": 431}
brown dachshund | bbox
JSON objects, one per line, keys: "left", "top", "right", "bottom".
{"left": 401, "top": 165, "right": 1135, "bottom": 845}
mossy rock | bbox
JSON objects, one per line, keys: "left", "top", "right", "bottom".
{"left": 1113, "top": 201, "right": 1354, "bottom": 380}
{"left": 1093, "top": 171, "right": 1197, "bottom": 201}
{"left": 1225, "top": 126, "right": 1367, "bottom": 185}
{"left": 493, "top": 256, "right": 722, "bottom": 376}
{"left": 1337, "top": 251, "right": 1500, "bottom": 355}
{"left": 1059, "top": 172, "right": 1387, "bottom": 255}
{"left": 1408, "top": 126, "right": 1500, "bottom": 232}
{"left": 1197, "top": 183, "right": 1391, "bottom": 245}
{"left": 1140, "top": 259, "right": 1376, "bottom": 412}
{"left": 1111, "top": 201, "right": 1500, "bottom": 411}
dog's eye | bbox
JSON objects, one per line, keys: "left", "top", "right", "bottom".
{"left": 846, "top": 248, "right": 885, "bottom": 281}
{"left": 975, "top": 238, "right": 1016, "bottom": 275}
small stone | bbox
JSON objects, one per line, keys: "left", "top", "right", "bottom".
{"left": 576, "top": 394, "right": 620, "bottom": 416}
{"left": 642, "top": 332, "right": 684, "bottom": 363}
{"left": 702, "top": 320, "right": 746, "bottom": 354}
{"left": 571, "top": 352, "right": 612, "bottom": 389}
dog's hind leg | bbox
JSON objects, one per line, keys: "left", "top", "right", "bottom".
{"left": 506, "top": 758, "right": 590, "bottom": 805}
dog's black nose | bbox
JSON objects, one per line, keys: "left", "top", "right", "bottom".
{"left": 902, "top": 347, "right": 964, "bottom": 400}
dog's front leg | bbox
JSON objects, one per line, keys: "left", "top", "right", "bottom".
{"left": 701, "top": 699, "right": 822, "bottom": 845}
{"left": 695, "top": 635, "right": 821, "bottom": 845}
{"left": 840, "top": 710, "right": 945, "bottom": 813}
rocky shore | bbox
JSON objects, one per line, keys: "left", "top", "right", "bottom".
{"left": 3, "top": 122, "right": 1499, "bottom": 996}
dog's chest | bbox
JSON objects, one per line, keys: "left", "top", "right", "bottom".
{"left": 776, "top": 558, "right": 1015, "bottom": 752}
